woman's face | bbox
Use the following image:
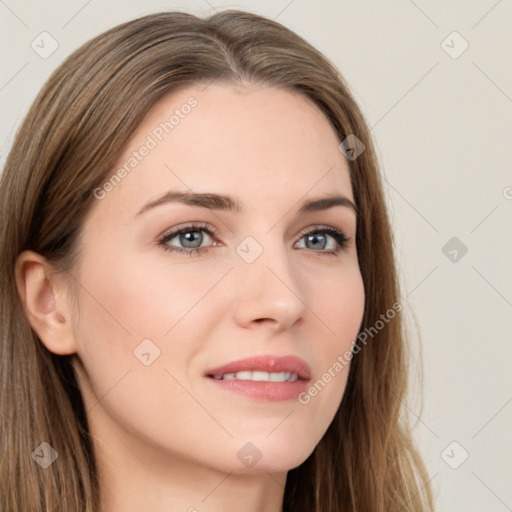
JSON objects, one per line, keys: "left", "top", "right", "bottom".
{"left": 69, "top": 83, "right": 365, "bottom": 475}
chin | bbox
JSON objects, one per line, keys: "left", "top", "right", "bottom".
{"left": 222, "top": 435, "right": 316, "bottom": 475}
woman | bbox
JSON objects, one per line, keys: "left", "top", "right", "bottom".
{"left": 0, "top": 9, "right": 435, "bottom": 512}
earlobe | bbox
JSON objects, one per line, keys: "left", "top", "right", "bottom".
{"left": 15, "top": 250, "right": 78, "bottom": 355}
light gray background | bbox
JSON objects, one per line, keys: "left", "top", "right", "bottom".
{"left": 1, "top": 1, "right": 511, "bottom": 510}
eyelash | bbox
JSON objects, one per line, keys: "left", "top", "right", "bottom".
{"left": 157, "top": 222, "right": 350, "bottom": 258}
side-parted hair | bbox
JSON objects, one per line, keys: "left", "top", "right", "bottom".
{"left": 0, "top": 10, "right": 434, "bottom": 512}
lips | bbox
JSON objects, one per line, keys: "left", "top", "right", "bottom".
{"left": 205, "top": 355, "right": 313, "bottom": 402}
{"left": 205, "top": 355, "right": 312, "bottom": 381}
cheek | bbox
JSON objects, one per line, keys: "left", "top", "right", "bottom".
{"left": 70, "top": 252, "right": 228, "bottom": 412}
{"left": 70, "top": 259, "right": 224, "bottom": 454}
{"left": 296, "top": 266, "right": 365, "bottom": 417}
{"left": 312, "top": 263, "right": 366, "bottom": 351}
{"left": 75, "top": 249, "right": 228, "bottom": 340}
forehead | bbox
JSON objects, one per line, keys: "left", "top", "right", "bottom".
{"left": 91, "top": 83, "right": 353, "bottom": 219}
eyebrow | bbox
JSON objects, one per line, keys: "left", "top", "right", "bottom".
{"left": 135, "top": 190, "right": 358, "bottom": 217}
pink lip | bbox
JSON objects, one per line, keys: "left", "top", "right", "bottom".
{"left": 205, "top": 355, "right": 312, "bottom": 402}
{"left": 205, "top": 355, "right": 312, "bottom": 380}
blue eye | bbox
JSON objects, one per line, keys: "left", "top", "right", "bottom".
{"left": 295, "top": 226, "right": 348, "bottom": 255}
{"left": 158, "top": 223, "right": 349, "bottom": 257}
{"left": 158, "top": 223, "right": 215, "bottom": 256}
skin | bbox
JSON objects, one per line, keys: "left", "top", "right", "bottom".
{"left": 17, "top": 83, "right": 365, "bottom": 512}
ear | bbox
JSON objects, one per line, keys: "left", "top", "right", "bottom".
{"left": 15, "top": 250, "right": 78, "bottom": 355}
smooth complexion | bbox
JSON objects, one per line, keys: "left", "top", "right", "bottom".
{"left": 17, "top": 83, "right": 365, "bottom": 512}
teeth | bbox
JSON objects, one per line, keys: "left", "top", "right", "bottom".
{"left": 213, "top": 371, "right": 299, "bottom": 382}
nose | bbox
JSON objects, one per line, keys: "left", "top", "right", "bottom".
{"left": 231, "top": 240, "right": 308, "bottom": 332}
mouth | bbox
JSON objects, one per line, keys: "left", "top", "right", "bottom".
{"left": 205, "top": 354, "right": 312, "bottom": 381}
{"left": 204, "top": 355, "right": 312, "bottom": 401}
{"left": 210, "top": 370, "right": 300, "bottom": 382}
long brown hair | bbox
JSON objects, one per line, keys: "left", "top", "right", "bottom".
{"left": 0, "top": 10, "right": 435, "bottom": 511}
